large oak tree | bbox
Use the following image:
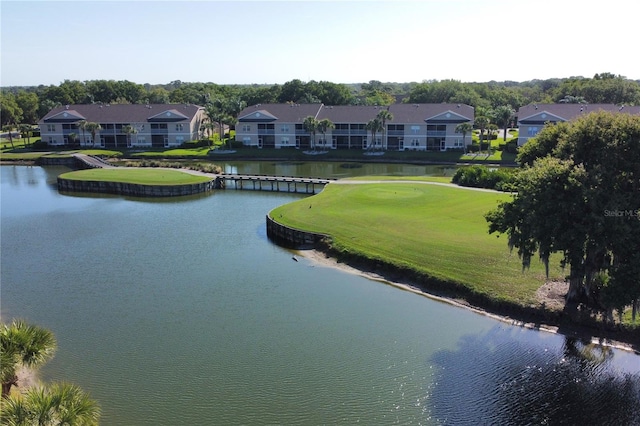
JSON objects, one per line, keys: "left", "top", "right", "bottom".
{"left": 485, "top": 111, "right": 640, "bottom": 320}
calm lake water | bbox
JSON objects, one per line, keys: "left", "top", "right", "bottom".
{"left": 1, "top": 164, "right": 639, "bottom": 425}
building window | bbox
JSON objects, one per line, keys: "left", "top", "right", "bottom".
{"left": 242, "top": 137, "right": 251, "bottom": 144}
{"left": 137, "top": 136, "right": 146, "bottom": 144}
{"left": 281, "top": 137, "right": 290, "bottom": 145}
{"left": 411, "top": 139, "right": 420, "bottom": 146}
{"left": 527, "top": 126, "right": 539, "bottom": 137}
{"left": 242, "top": 124, "right": 251, "bottom": 132}
{"left": 176, "top": 136, "right": 184, "bottom": 144}
{"left": 47, "top": 124, "right": 55, "bottom": 132}
{"left": 176, "top": 124, "right": 184, "bottom": 131}
{"left": 411, "top": 126, "right": 420, "bottom": 135}
{"left": 281, "top": 125, "right": 289, "bottom": 132}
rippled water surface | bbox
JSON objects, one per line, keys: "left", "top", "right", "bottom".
{"left": 1, "top": 165, "right": 639, "bottom": 425}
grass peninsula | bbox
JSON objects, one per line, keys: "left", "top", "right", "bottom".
{"left": 270, "top": 179, "right": 563, "bottom": 308}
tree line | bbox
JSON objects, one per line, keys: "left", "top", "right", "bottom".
{"left": 2, "top": 73, "right": 639, "bottom": 129}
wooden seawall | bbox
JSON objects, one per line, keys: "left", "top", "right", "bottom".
{"left": 265, "top": 214, "right": 328, "bottom": 249}
{"left": 57, "top": 178, "right": 217, "bottom": 197}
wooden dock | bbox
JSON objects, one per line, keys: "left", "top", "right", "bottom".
{"left": 72, "top": 154, "right": 333, "bottom": 194}
{"left": 218, "top": 174, "right": 333, "bottom": 194}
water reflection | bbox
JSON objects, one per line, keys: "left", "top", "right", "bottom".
{"left": 429, "top": 326, "right": 640, "bottom": 424}
{"left": 222, "top": 161, "right": 458, "bottom": 179}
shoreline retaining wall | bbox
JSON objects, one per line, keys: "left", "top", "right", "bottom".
{"left": 37, "top": 157, "right": 79, "bottom": 167}
{"left": 266, "top": 215, "right": 327, "bottom": 249}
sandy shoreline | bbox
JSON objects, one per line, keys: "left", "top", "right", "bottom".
{"left": 297, "top": 248, "right": 639, "bottom": 354}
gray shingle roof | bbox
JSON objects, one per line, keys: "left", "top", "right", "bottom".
{"left": 388, "top": 103, "right": 474, "bottom": 123}
{"left": 317, "top": 105, "right": 386, "bottom": 123}
{"left": 518, "top": 103, "right": 640, "bottom": 124}
{"left": 40, "top": 104, "right": 204, "bottom": 123}
{"left": 238, "top": 103, "right": 323, "bottom": 123}
{"left": 237, "top": 103, "right": 475, "bottom": 124}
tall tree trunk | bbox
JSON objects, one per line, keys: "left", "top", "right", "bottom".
{"left": 566, "top": 264, "right": 586, "bottom": 304}
{"left": 2, "top": 375, "right": 18, "bottom": 398}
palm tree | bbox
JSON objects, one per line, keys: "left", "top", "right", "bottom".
{"left": 122, "top": 124, "right": 137, "bottom": 148}
{"left": 199, "top": 123, "right": 210, "bottom": 141}
{"left": 205, "top": 101, "right": 232, "bottom": 149}
{"left": 2, "top": 124, "right": 16, "bottom": 149}
{"left": 68, "top": 132, "right": 78, "bottom": 147}
{"left": 18, "top": 124, "right": 33, "bottom": 148}
{"left": 84, "top": 122, "right": 101, "bottom": 148}
{"left": 317, "top": 118, "right": 335, "bottom": 149}
{"left": 302, "top": 116, "right": 319, "bottom": 151}
{"left": 487, "top": 123, "right": 499, "bottom": 153}
{"left": 455, "top": 122, "right": 473, "bottom": 154}
{"left": 376, "top": 109, "right": 393, "bottom": 150}
{"left": 473, "top": 115, "right": 490, "bottom": 153}
{"left": 365, "top": 118, "right": 382, "bottom": 150}
{"left": 1, "top": 382, "right": 100, "bottom": 425}
{"left": 493, "top": 105, "right": 515, "bottom": 141}
{"left": 223, "top": 97, "right": 247, "bottom": 123}
{"left": 1, "top": 319, "right": 57, "bottom": 398}
{"left": 76, "top": 120, "right": 88, "bottom": 146}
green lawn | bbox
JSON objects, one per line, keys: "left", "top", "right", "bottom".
{"left": 58, "top": 168, "right": 212, "bottom": 185}
{"left": 343, "top": 175, "right": 455, "bottom": 183}
{"left": 0, "top": 151, "right": 47, "bottom": 160}
{"left": 130, "top": 147, "right": 212, "bottom": 157}
{"left": 270, "top": 181, "right": 562, "bottom": 305}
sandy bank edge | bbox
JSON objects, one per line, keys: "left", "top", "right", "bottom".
{"left": 298, "top": 249, "right": 639, "bottom": 354}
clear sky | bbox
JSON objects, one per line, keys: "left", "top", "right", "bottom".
{"left": 1, "top": 0, "right": 639, "bottom": 87}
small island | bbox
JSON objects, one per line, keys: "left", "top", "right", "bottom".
{"left": 57, "top": 168, "right": 217, "bottom": 197}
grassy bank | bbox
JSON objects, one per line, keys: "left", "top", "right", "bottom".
{"left": 58, "top": 168, "right": 212, "bottom": 185}
{"left": 1, "top": 144, "right": 517, "bottom": 165}
{"left": 270, "top": 181, "right": 563, "bottom": 306}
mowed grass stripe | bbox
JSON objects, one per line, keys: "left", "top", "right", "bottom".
{"left": 271, "top": 182, "right": 561, "bottom": 305}
{"left": 58, "top": 168, "right": 212, "bottom": 185}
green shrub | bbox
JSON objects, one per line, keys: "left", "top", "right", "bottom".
{"left": 468, "top": 143, "right": 491, "bottom": 153}
{"left": 506, "top": 141, "right": 518, "bottom": 154}
{"left": 452, "top": 165, "right": 517, "bottom": 191}
{"left": 31, "top": 140, "right": 48, "bottom": 150}
{"left": 181, "top": 140, "right": 210, "bottom": 148}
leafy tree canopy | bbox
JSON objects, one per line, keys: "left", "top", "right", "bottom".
{"left": 486, "top": 111, "right": 640, "bottom": 320}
